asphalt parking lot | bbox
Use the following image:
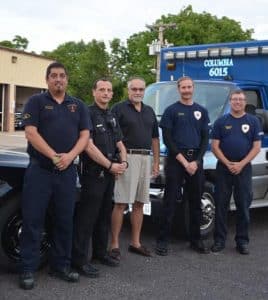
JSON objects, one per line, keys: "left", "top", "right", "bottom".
{"left": 1, "top": 131, "right": 268, "bottom": 299}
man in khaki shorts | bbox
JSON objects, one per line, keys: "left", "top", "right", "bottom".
{"left": 109, "top": 77, "right": 159, "bottom": 261}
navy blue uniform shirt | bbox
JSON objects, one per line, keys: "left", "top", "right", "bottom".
{"left": 23, "top": 91, "right": 91, "bottom": 167}
{"left": 211, "top": 113, "right": 262, "bottom": 161}
{"left": 160, "top": 101, "right": 210, "bottom": 149}
{"left": 112, "top": 99, "right": 159, "bottom": 150}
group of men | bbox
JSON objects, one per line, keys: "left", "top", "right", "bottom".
{"left": 19, "top": 62, "right": 262, "bottom": 290}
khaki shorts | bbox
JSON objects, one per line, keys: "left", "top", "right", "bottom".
{"left": 114, "top": 154, "right": 151, "bottom": 204}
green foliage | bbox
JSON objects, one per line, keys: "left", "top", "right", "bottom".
{"left": 0, "top": 35, "right": 29, "bottom": 50}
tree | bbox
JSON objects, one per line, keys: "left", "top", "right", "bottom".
{"left": 0, "top": 35, "right": 29, "bottom": 50}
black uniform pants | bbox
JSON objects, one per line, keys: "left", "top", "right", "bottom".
{"left": 214, "top": 162, "right": 252, "bottom": 246}
{"left": 157, "top": 156, "right": 204, "bottom": 244}
{"left": 72, "top": 169, "right": 115, "bottom": 266}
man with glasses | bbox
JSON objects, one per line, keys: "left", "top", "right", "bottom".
{"left": 19, "top": 62, "right": 90, "bottom": 289}
{"left": 109, "top": 77, "right": 159, "bottom": 261}
{"left": 155, "top": 76, "right": 210, "bottom": 256}
{"left": 72, "top": 78, "right": 127, "bottom": 276}
{"left": 211, "top": 90, "right": 262, "bottom": 255}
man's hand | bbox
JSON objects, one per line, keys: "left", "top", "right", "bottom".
{"left": 110, "top": 162, "right": 127, "bottom": 176}
{"left": 53, "top": 153, "right": 74, "bottom": 171}
{"left": 227, "top": 161, "right": 244, "bottom": 175}
{"left": 185, "top": 161, "right": 198, "bottom": 176}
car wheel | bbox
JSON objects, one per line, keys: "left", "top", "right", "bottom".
{"left": 0, "top": 193, "right": 51, "bottom": 272}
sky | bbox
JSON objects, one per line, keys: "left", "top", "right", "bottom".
{"left": 1, "top": 0, "right": 268, "bottom": 54}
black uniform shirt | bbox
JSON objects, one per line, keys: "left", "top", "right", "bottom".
{"left": 111, "top": 99, "right": 159, "bottom": 150}
{"left": 80, "top": 103, "right": 123, "bottom": 166}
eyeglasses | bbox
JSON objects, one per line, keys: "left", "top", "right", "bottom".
{"left": 231, "top": 97, "right": 245, "bottom": 102}
{"left": 130, "top": 87, "right": 145, "bottom": 92}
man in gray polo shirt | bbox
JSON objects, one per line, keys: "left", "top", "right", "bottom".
{"left": 109, "top": 77, "right": 159, "bottom": 261}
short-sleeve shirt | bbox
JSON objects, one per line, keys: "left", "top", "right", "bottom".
{"left": 111, "top": 100, "right": 159, "bottom": 150}
{"left": 22, "top": 91, "right": 91, "bottom": 167}
{"left": 211, "top": 113, "right": 262, "bottom": 161}
{"left": 160, "top": 101, "right": 210, "bottom": 149}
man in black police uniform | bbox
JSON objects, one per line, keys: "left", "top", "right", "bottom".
{"left": 155, "top": 76, "right": 210, "bottom": 256}
{"left": 19, "top": 62, "right": 90, "bottom": 289}
{"left": 109, "top": 77, "right": 159, "bottom": 260}
{"left": 211, "top": 90, "right": 262, "bottom": 254}
{"left": 72, "top": 78, "right": 127, "bottom": 277}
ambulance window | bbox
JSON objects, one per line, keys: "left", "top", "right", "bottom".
{"left": 244, "top": 90, "right": 262, "bottom": 109}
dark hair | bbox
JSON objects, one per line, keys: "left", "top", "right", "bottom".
{"left": 92, "top": 78, "right": 112, "bottom": 90}
{"left": 176, "top": 76, "right": 193, "bottom": 87}
{"left": 46, "top": 62, "right": 67, "bottom": 79}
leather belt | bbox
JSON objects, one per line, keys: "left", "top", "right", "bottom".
{"left": 127, "top": 149, "right": 151, "bottom": 155}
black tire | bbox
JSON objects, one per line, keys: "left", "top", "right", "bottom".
{"left": 0, "top": 192, "right": 51, "bottom": 272}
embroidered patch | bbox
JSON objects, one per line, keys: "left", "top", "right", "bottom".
{"left": 178, "top": 112, "right": 184, "bottom": 116}
{"left": 67, "top": 104, "right": 77, "bottom": 112}
{"left": 194, "top": 111, "right": 202, "bottom": 120}
{"left": 242, "top": 124, "right": 250, "bottom": 133}
{"left": 225, "top": 125, "right": 232, "bottom": 130}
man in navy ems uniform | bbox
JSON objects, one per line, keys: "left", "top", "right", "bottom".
{"left": 155, "top": 76, "right": 210, "bottom": 256}
{"left": 211, "top": 90, "right": 262, "bottom": 254}
{"left": 72, "top": 78, "right": 127, "bottom": 277}
{"left": 19, "top": 62, "right": 90, "bottom": 289}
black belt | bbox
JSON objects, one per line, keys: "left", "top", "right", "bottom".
{"left": 179, "top": 149, "right": 199, "bottom": 157}
{"left": 127, "top": 149, "right": 151, "bottom": 155}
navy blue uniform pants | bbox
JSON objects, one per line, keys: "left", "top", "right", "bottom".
{"left": 157, "top": 156, "right": 204, "bottom": 244}
{"left": 72, "top": 169, "right": 114, "bottom": 266}
{"left": 214, "top": 162, "right": 252, "bottom": 246}
{"left": 20, "top": 162, "right": 77, "bottom": 272}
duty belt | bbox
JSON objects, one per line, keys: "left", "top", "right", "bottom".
{"left": 127, "top": 149, "right": 151, "bottom": 155}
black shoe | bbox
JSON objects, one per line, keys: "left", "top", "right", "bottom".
{"left": 190, "top": 240, "right": 210, "bottom": 254}
{"left": 49, "top": 266, "right": 79, "bottom": 282}
{"left": 75, "top": 263, "right": 100, "bottom": 278}
{"left": 236, "top": 244, "right": 249, "bottom": 255}
{"left": 94, "top": 254, "right": 119, "bottom": 267}
{"left": 155, "top": 242, "right": 168, "bottom": 256}
{"left": 19, "top": 272, "right": 35, "bottom": 290}
{"left": 211, "top": 243, "right": 225, "bottom": 253}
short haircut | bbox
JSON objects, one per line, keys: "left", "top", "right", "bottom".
{"left": 92, "top": 78, "right": 112, "bottom": 90}
{"left": 127, "top": 76, "right": 146, "bottom": 89}
{"left": 46, "top": 62, "right": 67, "bottom": 79}
{"left": 230, "top": 90, "right": 246, "bottom": 100}
{"left": 177, "top": 76, "right": 193, "bottom": 87}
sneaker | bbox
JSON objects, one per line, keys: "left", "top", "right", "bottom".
{"left": 211, "top": 243, "right": 225, "bottom": 253}
{"left": 19, "top": 272, "right": 35, "bottom": 290}
{"left": 49, "top": 266, "right": 79, "bottom": 282}
{"left": 236, "top": 244, "right": 249, "bottom": 255}
{"left": 155, "top": 242, "right": 168, "bottom": 256}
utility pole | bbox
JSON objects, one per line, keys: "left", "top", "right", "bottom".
{"left": 147, "top": 22, "right": 176, "bottom": 81}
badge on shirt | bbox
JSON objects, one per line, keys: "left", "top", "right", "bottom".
{"left": 225, "top": 125, "right": 232, "bottom": 130}
{"left": 45, "top": 105, "right": 54, "bottom": 110}
{"left": 242, "top": 124, "right": 250, "bottom": 133}
{"left": 67, "top": 104, "right": 77, "bottom": 112}
{"left": 194, "top": 111, "right": 202, "bottom": 120}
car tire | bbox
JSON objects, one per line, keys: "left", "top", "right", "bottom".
{"left": 0, "top": 192, "right": 51, "bottom": 272}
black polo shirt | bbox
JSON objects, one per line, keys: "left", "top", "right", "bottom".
{"left": 111, "top": 99, "right": 159, "bottom": 149}
{"left": 22, "top": 91, "right": 91, "bottom": 167}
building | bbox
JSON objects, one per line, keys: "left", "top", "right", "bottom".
{"left": 0, "top": 46, "right": 54, "bottom": 132}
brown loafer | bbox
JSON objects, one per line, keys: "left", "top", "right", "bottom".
{"left": 108, "top": 248, "right": 121, "bottom": 261}
{"left": 128, "top": 245, "right": 151, "bottom": 257}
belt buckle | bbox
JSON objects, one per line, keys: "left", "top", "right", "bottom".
{"left": 187, "top": 149, "right": 194, "bottom": 156}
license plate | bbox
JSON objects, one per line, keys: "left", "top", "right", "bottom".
{"left": 128, "top": 202, "right": 151, "bottom": 216}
